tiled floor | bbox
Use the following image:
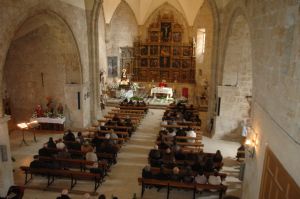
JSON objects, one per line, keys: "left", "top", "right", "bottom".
{"left": 10, "top": 108, "right": 242, "bottom": 199}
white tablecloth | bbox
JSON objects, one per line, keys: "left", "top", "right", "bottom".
{"left": 31, "top": 117, "right": 66, "bottom": 124}
{"left": 151, "top": 87, "right": 173, "bottom": 97}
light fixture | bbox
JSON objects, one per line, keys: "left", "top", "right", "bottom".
{"left": 17, "top": 123, "right": 28, "bottom": 129}
{"left": 245, "top": 128, "right": 258, "bottom": 158}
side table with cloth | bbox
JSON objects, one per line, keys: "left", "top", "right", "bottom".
{"left": 31, "top": 117, "right": 65, "bottom": 131}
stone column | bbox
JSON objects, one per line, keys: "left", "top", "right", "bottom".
{"left": 0, "top": 116, "right": 13, "bottom": 196}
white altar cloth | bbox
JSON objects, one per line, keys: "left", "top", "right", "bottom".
{"left": 151, "top": 87, "right": 173, "bottom": 98}
{"left": 31, "top": 117, "right": 66, "bottom": 124}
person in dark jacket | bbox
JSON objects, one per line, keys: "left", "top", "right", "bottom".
{"left": 63, "top": 130, "right": 75, "bottom": 142}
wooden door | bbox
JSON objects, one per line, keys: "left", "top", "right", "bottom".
{"left": 259, "top": 147, "right": 300, "bottom": 199}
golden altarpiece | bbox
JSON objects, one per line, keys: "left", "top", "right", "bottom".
{"left": 120, "top": 14, "right": 195, "bottom": 83}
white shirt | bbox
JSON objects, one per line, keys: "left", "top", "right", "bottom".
{"left": 186, "top": 130, "right": 196, "bottom": 143}
{"left": 208, "top": 175, "right": 221, "bottom": 185}
{"left": 85, "top": 152, "right": 98, "bottom": 168}
{"left": 56, "top": 142, "right": 65, "bottom": 150}
{"left": 195, "top": 174, "right": 207, "bottom": 184}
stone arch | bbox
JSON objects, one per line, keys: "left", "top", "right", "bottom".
{"left": 193, "top": 0, "right": 219, "bottom": 133}
{"left": 215, "top": 10, "right": 253, "bottom": 140}
{"left": 106, "top": 0, "right": 139, "bottom": 78}
{"left": 142, "top": 2, "right": 189, "bottom": 42}
{"left": 3, "top": 11, "right": 82, "bottom": 123}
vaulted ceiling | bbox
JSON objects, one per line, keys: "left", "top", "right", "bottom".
{"left": 103, "top": 0, "right": 204, "bottom": 26}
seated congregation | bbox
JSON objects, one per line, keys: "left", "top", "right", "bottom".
{"left": 20, "top": 103, "right": 148, "bottom": 197}
{"left": 139, "top": 102, "right": 227, "bottom": 199}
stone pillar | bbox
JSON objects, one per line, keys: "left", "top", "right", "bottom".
{"left": 0, "top": 116, "right": 13, "bottom": 196}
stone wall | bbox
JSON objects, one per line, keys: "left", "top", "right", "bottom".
{"left": 215, "top": 14, "right": 252, "bottom": 139}
{"left": 217, "top": 0, "right": 300, "bottom": 198}
{"left": 4, "top": 13, "right": 81, "bottom": 123}
{"left": 193, "top": 0, "right": 215, "bottom": 130}
{"left": 106, "top": 0, "right": 138, "bottom": 81}
{"left": 0, "top": 0, "right": 92, "bottom": 127}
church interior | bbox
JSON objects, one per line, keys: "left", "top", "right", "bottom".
{"left": 0, "top": 0, "right": 300, "bottom": 199}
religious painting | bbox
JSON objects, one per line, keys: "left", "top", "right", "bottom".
{"left": 173, "top": 32, "right": 182, "bottom": 42}
{"left": 107, "top": 56, "right": 118, "bottom": 77}
{"left": 150, "top": 58, "right": 159, "bottom": 67}
{"left": 140, "top": 58, "right": 148, "bottom": 67}
{"left": 182, "top": 59, "right": 191, "bottom": 68}
{"left": 141, "top": 45, "right": 148, "bottom": 56}
{"left": 150, "top": 31, "right": 159, "bottom": 42}
{"left": 181, "top": 71, "right": 189, "bottom": 81}
{"left": 160, "top": 46, "right": 170, "bottom": 56}
{"left": 150, "top": 45, "right": 159, "bottom": 56}
{"left": 160, "top": 56, "right": 170, "bottom": 68}
{"left": 182, "top": 46, "right": 191, "bottom": 56}
{"left": 170, "top": 71, "right": 180, "bottom": 82}
{"left": 172, "top": 59, "right": 181, "bottom": 68}
{"left": 161, "top": 22, "right": 172, "bottom": 42}
{"left": 173, "top": 46, "right": 181, "bottom": 57}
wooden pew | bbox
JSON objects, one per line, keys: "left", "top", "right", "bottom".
{"left": 20, "top": 166, "right": 103, "bottom": 191}
{"left": 108, "top": 111, "right": 145, "bottom": 118}
{"left": 46, "top": 148, "right": 117, "bottom": 165}
{"left": 160, "top": 124, "right": 201, "bottom": 131}
{"left": 37, "top": 156, "right": 108, "bottom": 172}
{"left": 111, "top": 108, "right": 145, "bottom": 115}
{"left": 118, "top": 105, "right": 149, "bottom": 112}
{"left": 138, "top": 177, "right": 227, "bottom": 199}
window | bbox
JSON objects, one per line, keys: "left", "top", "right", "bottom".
{"left": 197, "top": 28, "right": 206, "bottom": 63}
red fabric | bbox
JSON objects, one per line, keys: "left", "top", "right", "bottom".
{"left": 182, "top": 87, "right": 189, "bottom": 98}
{"left": 159, "top": 82, "right": 167, "bottom": 87}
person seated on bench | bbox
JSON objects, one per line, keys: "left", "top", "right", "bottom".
{"left": 86, "top": 147, "right": 104, "bottom": 175}
{"left": 213, "top": 150, "right": 223, "bottom": 170}
{"left": 195, "top": 170, "right": 207, "bottom": 191}
{"left": 149, "top": 145, "right": 162, "bottom": 167}
{"left": 204, "top": 157, "right": 215, "bottom": 173}
{"left": 56, "top": 189, "right": 71, "bottom": 199}
{"left": 142, "top": 165, "right": 152, "bottom": 179}
{"left": 39, "top": 144, "right": 53, "bottom": 157}
{"left": 112, "top": 113, "right": 121, "bottom": 123}
{"left": 192, "top": 154, "right": 205, "bottom": 172}
{"left": 170, "top": 167, "right": 182, "bottom": 181}
{"left": 173, "top": 145, "right": 186, "bottom": 161}
{"left": 47, "top": 137, "right": 57, "bottom": 149}
{"left": 81, "top": 141, "right": 93, "bottom": 153}
{"left": 128, "top": 100, "right": 134, "bottom": 106}
{"left": 208, "top": 171, "right": 222, "bottom": 186}
{"left": 56, "top": 139, "right": 66, "bottom": 150}
{"left": 186, "top": 127, "right": 196, "bottom": 143}
{"left": 182, "top": 166, "right": 194, "bottom": 183}
{"left": 76, "top": 131, "right": 84, "bottom": 144}
{"left": 57, "top": 147, "right": 71, "bottom": 159}
{"left": 162, "top": 148, "right": 175, "bottom": 168}
{"left": 63, "top": 130, "right": 75, "bottom": 142}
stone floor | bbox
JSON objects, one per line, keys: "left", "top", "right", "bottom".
{"left": 9, "top": 108, "right": 242, "bottom": 199}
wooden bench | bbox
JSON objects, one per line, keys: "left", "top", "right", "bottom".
{"left": 138, "top": 177, "right": 227, "bottom": 199}
{"left": 37, "top": 156, "right": 108, "bottom": 172}
{"left": 108, "top": 111, "right": 145, "bottom": 118}
{"left": 111, "top": 108, "right": 145, "bottom": 114}
{"left": 47, "top": 148, "right": 117, "bottom": 165}
{"left": 160, "top": 124, "right": 201, "bottom": 131}
{"left": 20, "top": 166, "right": 103, "bottom": 191}
{"left": 118, "top": 105, "right": 149, "bottom": 112}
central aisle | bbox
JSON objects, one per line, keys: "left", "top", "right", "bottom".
{"left": 99, "top": 109, "right": 164, "bottom": 198}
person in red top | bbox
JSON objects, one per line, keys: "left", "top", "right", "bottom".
{"left": 159, "top": 80, "right": 167, "bottom": 87}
